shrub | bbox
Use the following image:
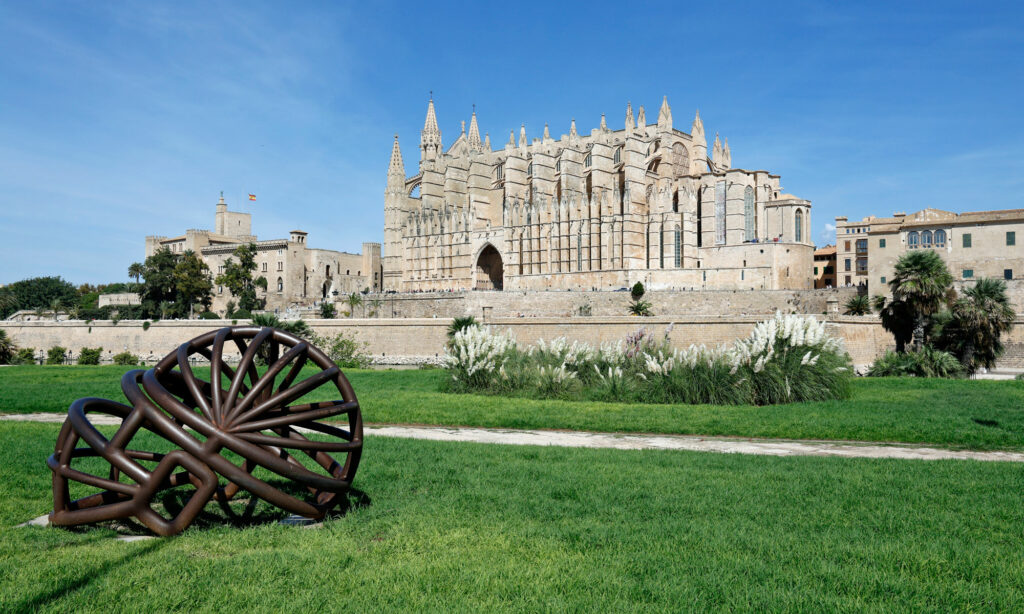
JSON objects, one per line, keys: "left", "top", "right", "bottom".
{"left": 232, "top": 309, "right": 252, "bottom": 320}
{"left": 12, "top": 347, "right": 36, "bottom": 365}
{"left": 867, "top": 347, "right": 964, "bottom": 378}
{"left": 630, "top": 282, "right": 646, "bottom": 301}
{"left": 443, "top": 313, "right": 852, "bottom": 406}
{"left": 47, "top": 346, "right": 68, "bottom": 365}
{"left": 628, "top": 300, "right": 653, "bottom": 316}
{"left": 320, "top": 302, "right": 337, "bottom": 319}
{"left": 112, "top": 351, "right": 140, "bottom": 366}
{"left": 142, "top": 321, "right": 151, "bottom": 331}
{"left": 77, "top": 347, "right": 103, "bottom": 365}
{"left": 312, "top": 332, "right": 371, "bottom": 368}
{"left": 198, "top": 311, "right": 220, "bottom": 320}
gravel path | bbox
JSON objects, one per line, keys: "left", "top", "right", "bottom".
{"left": 5, "top": 412, "right": 1022, "bottom": 463}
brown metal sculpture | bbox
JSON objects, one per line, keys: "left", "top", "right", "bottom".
{"left": 47, "top": 326, "right": 363, "bottom": 536}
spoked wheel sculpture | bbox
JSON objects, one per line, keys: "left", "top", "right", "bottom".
{"left": 47, "top": 326, "right": 363, "bottom": 536}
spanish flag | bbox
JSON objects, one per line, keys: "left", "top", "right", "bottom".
{"left": 248, "top": 193, "right": 256, "bottom": 201}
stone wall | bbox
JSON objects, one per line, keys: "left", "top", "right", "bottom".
{"left": 6, "top": 314, "right": 1023, "bottom": 370}
{"left": 359, "top": 287, "right": 859, "bottom": 319}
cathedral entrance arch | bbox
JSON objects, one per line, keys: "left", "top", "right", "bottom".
{"left": 475, "top": 244, "right": 504, "bottom": 291}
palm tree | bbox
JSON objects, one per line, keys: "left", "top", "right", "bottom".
{"left": 935, "top": 277, "right": 1016, "bottom": 373}
{"left": 447, "top": 316, "right": 478, "bottom": 339}
{"left": 0, "top": 330, "right": 16, "bottom": 364}
{"left": 843, "top": 295, "right": 871, "bottom": 315}
{"left": 368, "top": 298, "right": 383, "bottom": 318}
{"left": 128, "top": 262, "right": 144, "bottom": 284}
{"left": 345, "top": 293, "right": 363, "bottom": 318}
{"left": 887, "top": 250, "right": 954, "bottom": 350}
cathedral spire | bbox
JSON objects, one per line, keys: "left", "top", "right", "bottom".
{"left": 570, "top": 118, "right": 577, "bottom": 138}
{"left": 484, "top": 132, "right": 491, "bottom": 150}
{"left": 625, "top": 101, "right": 634, "bottom": 135}
{"left": 657, "top": 96, "right": 672, "bottom": 131}
{"left": 543, "top": 123, "right": 550, "bottom": 140}
{"left": 420, "top": 95, "right": 443, "bottom": 162}
{"left": 508, "top": 130, "right": 516, "bottom": 148}
{"left": 468, "top": 109, "right": 482, "bottom": 150}
{"left": 723, "top": 137, "right": 731, "bottom": 168}
{"left": 691, "top": 109, "right": 705, "bottom": 142}
{"left": 600, "top": 113, "right": 607, "bottom": 131}
{"left": 637, "top": 105, "right": 646, "bottom": 128}
{"left": 519, "top": 123, "right": 527, "bottom": 151}
{"left": 712, "top": 132, "right": 723, "bottom": 167}
{"left": 388, "top": 134, "right": 404, "bottom": 178}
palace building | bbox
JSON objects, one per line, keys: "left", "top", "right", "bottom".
{"left": 146, "top": 195, "right": 380, "bottom": 313}
{"left": 383, "top": 96, "right": 814, "bottom": 292}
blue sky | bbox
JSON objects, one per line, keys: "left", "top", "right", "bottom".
{"left": 1, "top": 0, "right": 1022, "bottom": 284}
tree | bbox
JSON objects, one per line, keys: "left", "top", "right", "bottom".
{"left": 843, "top": 295, "right": 871, "bottom": 315}
{"left": 215, "top": 244, "right": 267, "bottom": 313}
{"left": 128, "top": 262, "right": 144, "bottom": 284}
{"left": 0, "top": 330, "right": 16, "bottom": 364}
{"left": 0, "top": 276, "right": 78, "bottom": 319}
{"left": 367, "top": 298, "right": 383, "bottom": 318}
{"left": 447, "top": 316, "right": 478, "bottom": 339}
{"left": 345, "top": 293, "right": 363, "bottom": 318}
{"left": 173, "top": 250, "right": 213, "bottom": 318}
{"left": 320, "top": 302, "right": 337, "bottom": 318}
{"left": 934, "top": 277, "right": 1016, "bottom": 373}
{"left": 885, "top": 251, "right": 955, "bottom": 350}
{"left": 139, "top": 248, "right": 182, "bottom": 319}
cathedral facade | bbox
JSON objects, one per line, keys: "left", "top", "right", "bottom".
{"left": 383, "top": 97, "right": 813, "bottom": 293}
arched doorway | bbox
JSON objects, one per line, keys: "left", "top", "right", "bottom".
{"left": 475, "top": 244, "right": 504, "bottom": 290}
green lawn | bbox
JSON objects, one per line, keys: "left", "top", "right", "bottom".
{"left": 2, "top": 421, "right": 1023, "bottom": 612}
{"left": 3, "top": 365, "right": 1024, "bottom": 449}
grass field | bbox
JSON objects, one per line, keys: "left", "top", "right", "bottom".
{"left": 2, "top": 421, "right": 1024, "bottom": 612}
{"left": 2, "top": 365, "right": 1024, "bottom": 449}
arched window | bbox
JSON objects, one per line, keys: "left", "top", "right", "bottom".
{"left": 673, "top": 143, "right": 689, "bottom": 177}
{"left": 584, "top": 153, "right": 592, "bottom": 168}
{"left": 922, "top": 230, "right": 933, "bottom": 247}
{"left": 908, "top": 231, "right": 919, "bottom": 248}
{"left": 674, "top": 228, "right": 682, "bottom": 267}
{"left": 495, "top": 164, "right": 504, "bottom": 181}
{"left": 715, "top": 181, "right": 726, "bottom": 245}
{"left": 672, "top": 191, "right": 679, "bottom": 213}
{"left": 744, "top": 186, "right": 755, "bottom": 241}
{"left": 935, "top": 229, "right": 946, "bottom": 247}
{"left": 555, "top": 159, "right": 561, "bottom": 173}
{"left": 795, "top": 209, "right": 803, "bottom": 243}
{"left": 527, "top": 162, "right": 533, "bottom": 176}
{"left": 613, "top": 147, "right": 621, "bottom": 164}
{"left": 576, "top": 225, "right": 582, "bottom": 271}
{"left": 276, "top": 277, "right": 283, "bottom": 292}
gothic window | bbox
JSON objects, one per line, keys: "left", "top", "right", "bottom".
{"left": 795, "top": 209, "right": 803, "bottom": 242}
{"left": 908, "top": 231, "right": 919, "bottom": 249}
{"left": 744, "top": 186, "right": 755, "bottom": 241}
{"left": 276, "top": 277, "right": 283, "bottom": 293}
{"left": 577, "top": 226, "right": 582, "bottom": 270}
{"left": 613, "top": 147, "right": 621, "bottom": 164}
{"left": 921, "top": 230, "right": 933, "bottom": 247}
{"left": 527, "top": 163, "right": 533, "bottom": 176}
{"left": 674, "top": 228, "right": 682, "bottom": 267}
{"left": 584, "top": 153, "right": 592, "bottom": 168}
{"left": 555, "top": 159, "right": 561, "bottom": 173}
{"left": 935, "top": 229, "right": 946, "bottom": 247}
{"left": 715, "top": 181, "right": 726, "bottom": 245}
{"left": 672, "top": 191, "right": 679, "bottom": 213}
{"left": 495, "top": 164, "right": 504, "bottom": 181}
{"left": 673, "top": 143, "right": 689, "bottom": 177}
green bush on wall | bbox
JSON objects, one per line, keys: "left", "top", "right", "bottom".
{"left": 112, "top": 351, "right": 140, "bottom": 366}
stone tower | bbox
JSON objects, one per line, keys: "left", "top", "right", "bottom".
{"left": 383, "top": 134, "right": 406, "bottom": 290}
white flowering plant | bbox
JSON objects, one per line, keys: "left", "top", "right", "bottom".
{"left": 442, "top": 314, "right": 851, "bottom": 406}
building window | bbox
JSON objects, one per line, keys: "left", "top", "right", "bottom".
{"left": 963, "top": 269, "right": 974, "bottom": 279}
{"left": 743, "top": 186, "right": 755, "bottom": 241}
{"left": 555, "top": 160, "right": 561, "bottom": 173}
{"left": 261, "top": 262, "right": 267, "bottom": 272}
{"left": 908, "top": 231, "right": 919, "bottom": 249}
{"left": 495, "top": 164, "right": 503, "bottom": 181}
{"left": 845, "top": 275, "right": 851, "bottom": 285}
{"left": 613, "top": 148, "right": 621, "bottom": 164}
{"left": 576, "top": 226, "right": 582, "bottom": 270}
{"left": 674, "top": 229, "right": 681, "bottom": 267}
{"left": 856, "top": 239, "right": 867, "bottom": 252}
{"left": 584, "top": 153, "right": 592, "bottom": 168}
{"left": 922, "top": 230, "right": 932, "bottom": 247}
{"left": 963, "top": 233, "right": 972, "bottom": 248}
{"left": 881, "top": 276, "right": 886, "bottom": 284}
{"left": 715, "top": 181, "right": 726, "bottom": 245}
{"left": 1008, "top": 231, "right": 1016, "bottom": 246}
{"left": 218, "top": 286, "right": 222, "bottom": 294}
{"left": 276, "top": 277, "right": 283, "bottom": 292}
{"left": 845, "top": 240, "right": 851, "bottom": 251}
{"left": 935, "top": 230, "right": 946, "bottom": 247}
{"left": 824, "top": 266, "right": 834, "bottom": 274}
{"left": 1005, "top": 269, "right": 1013, "bottom": 280}
{"left": 795, "top": 209, "right": 803, "bottom": 242}
{"left": 527, "top": 163, "right": 533, "bottom": 176}
{"left": 856, "top": 259, "right": 867, "bottom": 273}
{"left": 844, "top": 258, "right": 851, "bottom": 272}
{"left": 879, "top": 238, "right": 886, "bottom": 248}
{"left": 814, "top": 267, "right": 819, "bottom": 275}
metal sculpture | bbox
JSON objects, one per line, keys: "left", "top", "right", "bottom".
{"left": 47, "top": 326, "right": 363, "bottom": 536}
